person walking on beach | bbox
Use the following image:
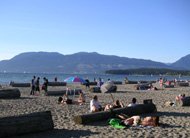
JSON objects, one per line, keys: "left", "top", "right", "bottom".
{"left": 35, "top": 77, "right": 40, "bottom": 95}
{"left": 30, "top": 76, "right": 36, "bottom": 95}
{"left": 85, "top": 78, "right": 90, "bottom": 89}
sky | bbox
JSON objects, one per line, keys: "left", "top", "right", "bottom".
{"left": 0, "top": 0, "right": 190, "bottom": 63}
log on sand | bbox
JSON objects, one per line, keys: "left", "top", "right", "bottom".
{"left": 48, "top": 82, "right": 67, "bottom": 86}
{"left": 46, "top": 89, "right": 82, "bottom": 96}
{"left": 89, "top": 87, "right": 101, "bottom": 93}
{"left": 182, "top": 97, "right": 190, "bottom": 106}
{"left": 10, "top": 82, "right": 31, "bottom": 87}
{"left": 73, "top": 104, "right": 157, "bottom": 124}
{"left": 164, "top": 85, "right": 175, "bottom": 88}
{"left": 113, "top": 81, "right": 123, "bottom": 85}
{"left": 177, "top": 82, "right": 189, "bottom": 87}
{"left": 0, "top": 88, "right": 21, "bottom": 99}
{"left": 82, "top": 82, "right": 97, "bottom": 86}
{"left": 89, "top": 82, "right": 98, "bottom": 85}
{"left": 125, "top": 80, "right": 138, "bottom": 84}
{"left": 0, "top": 111, "right": 54, "bottom": 138}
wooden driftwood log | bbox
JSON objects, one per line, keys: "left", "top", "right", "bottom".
{"left": 125, "top": 80, "right": 138, "bottom": 84}
{"left": 134, "top": 84, "right": 151, "bottom": 90}
{"left": 164, "top": 85, "right": 174, "bottom": 88}
{"left": 89, "top": 82, "right": 97, "bottom": 86}
{"left": 73, "top": 104, "right": 157, "bottom": 124}
{"left": 113, "top": 81, "right": 123, "bottom": 85}
{"left": 89, "top": 87, "right": 101, "bottom": 93}
{"left": 10, "top": 82, "right": 31, "bottom": 87}
{"left": 182, "top": 97, "right": 190, "bottom": 106}
{"left": 82, "top": 82, "right": 97, "bottom": 86}
{"left": 0, "top": 111, "right": 54, "bottom": 138}
{"left": 143, "top": 99, "right": 153, "bottom": 104}
{"left": 0, "top": 88, "right": 21, "bottom": 99}
{"left": 48, "top": 82, "right": 67, "bottom": 86}
{"left": 177, "top": 82, "right": 189, "bottom": 87}
{"left": 46, "top": 89, "right": 82, "bottom": 96}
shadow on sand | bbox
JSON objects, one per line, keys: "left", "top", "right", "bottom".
{"left": 12, "top": 129, "right": 100, "bottom": 138}
{"left": 157, "top": 111, "right": 190, "bottom": 117}
{"left": 146, "top": 111, "right": 190, "bottom": 128}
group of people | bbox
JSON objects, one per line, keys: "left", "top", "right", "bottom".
{"left": 90, "top": 95, "right": 159, "bottom": 127}
{"left": 164, "top": 93, "right": 186, "bottom": 107}
{"left": 57, "top": 91, "right": 159, "bottom": 127}
{"left": 90, "top": 95, "right": 137, "bottom": 112}
{"left": 57, "top": 91, "right": 138, "bottom": 112}
{"left": 58, "top": 91, "right": 86, "bottom": 105}
{"left": 30, "top": 76, "right": 49, "bottom": 95}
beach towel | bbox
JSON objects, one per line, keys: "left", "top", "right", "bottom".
{"left": 108, "top": 118, "right": 126, "bottom": 129}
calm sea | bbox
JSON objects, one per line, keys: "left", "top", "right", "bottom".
{"left": 0, "top": 72, "right": 190, "bottom": 85}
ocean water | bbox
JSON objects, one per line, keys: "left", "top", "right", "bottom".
{"left": 0, "top": 73, "right": 190, "bottom": 85}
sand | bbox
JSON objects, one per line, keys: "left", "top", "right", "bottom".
{"left": 1, "top": 82, "right": 190, "bottom": 138}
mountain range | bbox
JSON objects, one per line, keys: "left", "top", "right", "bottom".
{"left": 0, "top": 52, "right": 189, "bottom": 73}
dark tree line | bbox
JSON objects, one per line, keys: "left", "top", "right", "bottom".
{"left": 105, "top": 68, "right": 190, "bottom": 76}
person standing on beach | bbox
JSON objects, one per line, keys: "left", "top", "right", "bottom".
{"left": 42, "top": 77, "right": 49, "bottom": 94}
{"left": 54, "top": 77, "right": 58, "bottom": 82}
{"left": 30, "top": 76, "right": 36, "bottom": 95}
{"left": 35, "top": 77, "right": 40, "bottom": 95}
{"left": 85, "top": 78, "right": 90, "bottom": 89}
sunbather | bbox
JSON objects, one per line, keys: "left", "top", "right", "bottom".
{"left": 117, "top": 114, "right": 159, "bottom": 127}
{"left": 104, "top": 100, "right": 124, "bottom": 111}
{"left": 58, "top": 94, "right": 72, "bottom": 104}
{"left": 78, "top": 91, "right": 85, "bottom": 105}
{"left": 148, "top": 85, "right": 158, "bottom": 91}
{"left": 175, "top": 94, "right": 185, "bottom": 104}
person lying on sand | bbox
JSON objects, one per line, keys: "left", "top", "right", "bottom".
{"left": 104, "top": 100, "right": 124, "bottom": 111}
{"left": 117, "top": 114, "right": 159, "bottom": 127}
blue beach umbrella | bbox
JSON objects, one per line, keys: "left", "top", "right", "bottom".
{"left": 64, "top": 76, "right": 86, "bottom": 84}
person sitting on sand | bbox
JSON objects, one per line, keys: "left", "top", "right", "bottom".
{"left": 90, "top": 95, "right": 102, "bottom": 112}
{"left": 78, "top": 91, "right": 85, "bottom": 105}
{"left": 127, "top": 98, "right": 137, "bottom": 107}
{"left": 58, "top": 94, "right": 72, "bottom": 104}
{"left": 175, "top": 94, "right": 185, "bottom": 104}
{"left": 148, "top": 85, "right": 158, "bottom": 91}
{"left": 104, "top": 100, "right": 124, "bottom": 111}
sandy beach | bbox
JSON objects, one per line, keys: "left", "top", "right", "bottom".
{"left": 1, "top": 82, "right": 190, "bottom": 138}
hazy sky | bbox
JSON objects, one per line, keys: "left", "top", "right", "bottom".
{"left": 0, "top": 0, "right": 189, "bottom": 63}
